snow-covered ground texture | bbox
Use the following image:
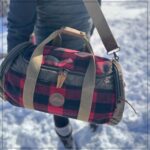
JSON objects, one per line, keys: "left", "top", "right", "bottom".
{"left": 0, "top": 2, "right": 149, "bottom": 150}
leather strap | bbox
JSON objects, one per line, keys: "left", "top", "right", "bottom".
{"left": 77, "top": 38, "right": 96, "bottom": 121}
{"left": 83, "top": 0, "right": 119, "bottom": 54}
{"left": 61, "top": 27, "right": 86, "bottom": 38}
{"left": 23, "top": 31, "right": 59, "bottom": 109}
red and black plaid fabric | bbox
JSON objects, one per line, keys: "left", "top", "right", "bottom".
{"left": 3, "top": 45, "right": 116, "bottom": 124}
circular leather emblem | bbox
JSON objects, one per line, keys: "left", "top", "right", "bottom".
{"left": 49, "top": 93, "right": 65, "bottom": 107}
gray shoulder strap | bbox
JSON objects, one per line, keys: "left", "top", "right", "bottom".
{"left": 83, "top": 0, "right": 119, "bottom": 54}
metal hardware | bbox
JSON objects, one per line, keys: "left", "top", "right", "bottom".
{"left": 113, "top": 52, "right": 119, "bottom": 61}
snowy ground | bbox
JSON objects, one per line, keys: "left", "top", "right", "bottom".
{"left": 0, "top": 2, "right": 149, "bottom": 150}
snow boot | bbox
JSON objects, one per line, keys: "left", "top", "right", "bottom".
{"left": 58, "top": 132, "right": 76, "bottom": 149}
{"left": 56, "top": 128, "right": 76, "bottom": 150}
{"left": 90, "top": 123, "right": 98, "bottom": 132}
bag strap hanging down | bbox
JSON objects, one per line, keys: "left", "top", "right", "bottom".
{"left": 83, "top": 0, "right": 119, "bottom": 54}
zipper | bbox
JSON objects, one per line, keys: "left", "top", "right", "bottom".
{"left": 23, "top": 55, "right": 113, "bottom": 79}
{"left": 113, "top": 60, "right": 125, "bottom": 103}
{"left": 113, "top": 63, "right": 121, "bottom": 102}
{"left": 0, "top": 42, "right": 33, "bottom": 80}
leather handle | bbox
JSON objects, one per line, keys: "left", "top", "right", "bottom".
{"left": 37, "top": 27, "right": 94, "bottom": 54}
{"left": 59, "top": 27, "right": 86, "bottom": 39}
{"left": 52, "top": 27, "right": 89, "bottom": 49}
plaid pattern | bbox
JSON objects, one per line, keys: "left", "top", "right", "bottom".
{"left": 3, "top": 45, "right": 116, "bottom": 124}
{"left": 42, "top": 46, "right": 111, "bottom": 74}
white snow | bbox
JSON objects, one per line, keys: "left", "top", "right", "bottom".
{"left": 0, "top": 2, "right": 149, "bottom": 150}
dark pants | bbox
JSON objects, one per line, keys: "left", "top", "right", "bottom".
{"left": 54, "top": 115, "right": 69, "bottom": 128}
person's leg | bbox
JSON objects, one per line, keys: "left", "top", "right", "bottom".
{"left": 35, "top": 1, "right": 101, "bottom": 146}
{"left": 54, "top": 115, "right": 69, "bottom": 127}
{"left": 54, "top": 115, "right": 74, "bottom": 149}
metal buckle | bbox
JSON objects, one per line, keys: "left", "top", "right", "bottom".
{"left": 113, "top": 52, "right": 119, "bottom": 61}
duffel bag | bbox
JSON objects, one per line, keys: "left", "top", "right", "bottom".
{"left": 0, "top": 26, "right": 125, "bottom": 125}
{"left": 0, "top": 1, "right": 127, "bottom": 125}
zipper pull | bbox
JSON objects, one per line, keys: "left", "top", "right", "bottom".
{"left": 57, "top": 69, "right": 68, "bottom": 88}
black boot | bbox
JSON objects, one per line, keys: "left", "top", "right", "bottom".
{"left": 55, "top": 125, "right": 76, "bottom": 150}
{"left": 90, "top": 123, "right": 98, "bottom": 132}
{"left": 57, "top": 132, "right": 75, "bottom": 149}
{"left": 54, "top": 116, "right": 76, "bottom": 149}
